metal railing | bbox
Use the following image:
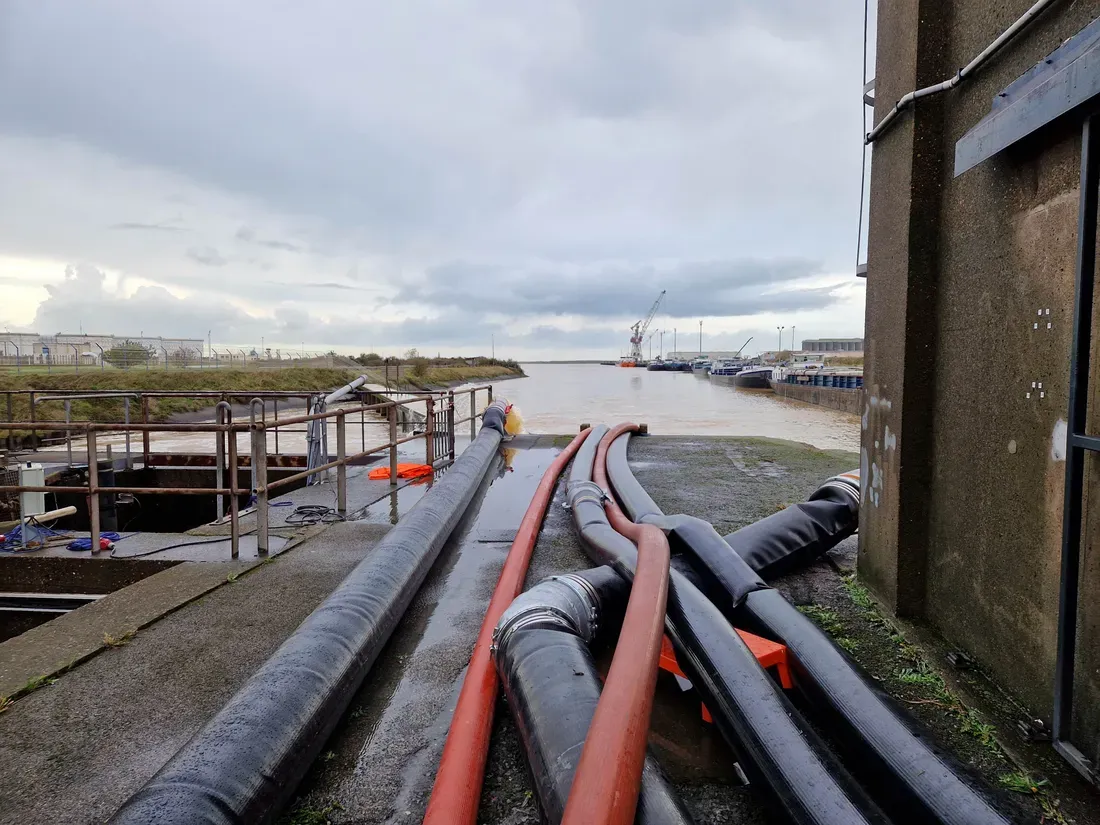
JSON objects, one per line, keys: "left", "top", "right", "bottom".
{"left": 0, "top": 385, "right": 494, "bottom": 559}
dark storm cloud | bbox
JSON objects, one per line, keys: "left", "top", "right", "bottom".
{"left": 396, "top": 259, "right": 838, "bottom": 319}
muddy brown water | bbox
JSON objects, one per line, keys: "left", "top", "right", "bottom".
{"left": 498, "top": 363, "right": 859, "bottom": 450}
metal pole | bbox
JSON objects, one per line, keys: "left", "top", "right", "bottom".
{"left": 273, "top": 398, "right": 279, "bottom": 455}
{"left": 253, "top": 422, "right": 269, "bottom": 556}
{"left": 123, "top": 397, "right": 132, "bottom": 470}
{"left": 65, "top": 399, "right": 72, "bottom": 467}
{"left": 360, "top": 398, "right": 366, "bottom": 455}
{"left": 71, "top": 343, "right": 79, "bottom": 373}
{"left": 249, "top": 399, "right": 265, "bottom": 500}
{"left": 389, "top": 404, "right": 398, "bottom": 487}
{"left": 142, "top": 396, "right": 151, "bottom": 466}
{"left": 29, "top": 391, "right": 36, "bottom": 450}
{"left": 444, "top": 391, "right": 453, "bottom": 462}
{"left": 336, "top": 411, "right": 347, "bottom": 514}
{"left": 487, "top": 385, "right": 493, "bottom": 404}
{"left": 425, "top": 397, "right": 435, "bottom": 467}
{"left": 469, "top": 389, "right": 477, "bottom": 440}
{"left": 5, "top": 393, "right": 11, "bottom": 453}
{"left": 228, "top": 426, "right": 239, "bottom": 559}
{"left": 88, "top": 430, "right": 100, "bottom": 555}
{"left": 1053, "top": 113, "right": 1100, "bottom": 781}
{"left": 215, "top": 402, "right": 229, "bottom": 522}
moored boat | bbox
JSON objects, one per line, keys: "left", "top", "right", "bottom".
{"left": 733, "top": 366, "right": 773, "bottom": 389}
{"left": 708, "top": 359, "right": 745, "bottom": 384}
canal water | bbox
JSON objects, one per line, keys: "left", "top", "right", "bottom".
{"left": 495, "top": 363, "right": 860, "bottom": 451}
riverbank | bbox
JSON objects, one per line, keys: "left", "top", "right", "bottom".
{"left": 0, "top": 365, "right": 524, "bottom": 427}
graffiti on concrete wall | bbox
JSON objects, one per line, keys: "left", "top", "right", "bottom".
{"left": 862, "top": 392, "right": 896, "bottom": 508}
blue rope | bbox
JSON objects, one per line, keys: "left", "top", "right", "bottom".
{"left": 66, "top": 531, "right": 124, "bottom": 552}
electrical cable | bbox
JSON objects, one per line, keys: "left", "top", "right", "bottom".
{"left": 283, "top": 504, "right": 346, "bottom": 526}
{"left": 856, "top": 0, "right": 870, "bottom": 270}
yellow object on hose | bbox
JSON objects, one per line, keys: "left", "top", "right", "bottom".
{"left": 504, "top": 406, "right": 523, "bottom": 436}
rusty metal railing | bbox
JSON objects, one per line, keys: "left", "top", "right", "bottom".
{"left": 0, "top": 385, "right": 494, "bottom": 559}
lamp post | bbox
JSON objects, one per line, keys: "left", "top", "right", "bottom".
{"left": 777, "top": 326, "right": 785, "bottom": 354}
{"left": 791, "top": 325, "right": 796, "bottom": 353}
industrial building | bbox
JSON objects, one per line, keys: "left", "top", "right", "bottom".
{"left": 864, "top": 0, "right": 1100, "bottom": 782}
{"left": 801, "top": 338, "right": 864, "bottom": 354}
{"left": 0, "top": 333, "right": 204, "bottom": 364}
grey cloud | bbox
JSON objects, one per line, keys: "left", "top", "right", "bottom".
{"left": 260, "top": 240, "right": 300, "bottom": 252}
{"left": 110, "top": 222, "right": 185, "bottom": 232}
{"left": 28, "top": 263, "right": 494, "bottom": 350}
{"left": 397, "top": 259, "right": 836, "bottom": 319}
{"left": 187, "top": 246, "right": 226, "bottom": 266}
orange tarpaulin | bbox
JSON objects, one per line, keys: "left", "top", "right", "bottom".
{"left": 368, "top": 463, "right": 434, "bottom": 480}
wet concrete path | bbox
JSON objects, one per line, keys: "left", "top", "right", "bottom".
{"left": 296, "top": 436, "right": 567, "bottom": 823}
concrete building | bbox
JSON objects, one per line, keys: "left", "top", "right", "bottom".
{"left": 864, "top": 1, "right": 1100, "bottom": 780}
{"left": 801, "top": 337, "right": 864, "bottom": 353}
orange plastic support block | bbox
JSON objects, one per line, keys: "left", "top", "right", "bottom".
{"left": 659, "top": 630, "right": 793, "bottom": 724}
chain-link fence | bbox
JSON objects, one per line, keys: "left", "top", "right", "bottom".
{"left": 0, "top": 348, "right": 361, "bottom": 373}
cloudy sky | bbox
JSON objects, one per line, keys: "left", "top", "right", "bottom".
{"left": 0, "top": 1, "right": 870, "bottom": 359}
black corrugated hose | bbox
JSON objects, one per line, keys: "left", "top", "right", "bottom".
{"left": 570, "top": 425, "right": 885, "bottom": 825}
{"left": 492, "top": 566, "right": 693, "bottom": 825}
{"left": 109, "top": 427, "right": 504, "bottom": 825}
{"left": 603, "top": 431, "right": 1023, "bottom": 825}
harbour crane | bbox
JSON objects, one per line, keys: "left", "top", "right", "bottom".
{"left": 735, "top": 336, "right": 753, "bottom": 356}
{"left": 629, "top": 290, "right": 665, "bottom": 364}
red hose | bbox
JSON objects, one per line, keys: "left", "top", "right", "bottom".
{"left": 561, "top": 423, "right": 670, "bottom": 825}
{"left": 423, "top": 427, "right": 593, "bottom": 825}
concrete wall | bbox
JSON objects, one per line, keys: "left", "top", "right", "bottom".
{"left": 770, "top": 382, "right": 862, "bottom": 415}
{"left": 863, "top": 0, "right": 1100, "bottom": 752}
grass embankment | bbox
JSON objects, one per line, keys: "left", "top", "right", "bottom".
{"left": 0, "top": 364, "right": 523, "bottom": 427}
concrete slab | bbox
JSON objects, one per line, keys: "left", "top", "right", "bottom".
{"left": 0, "top": 518, "right": 395, "bottom": 825}
{"left": 0, "top": 559, "right": 247, "bottom": 698}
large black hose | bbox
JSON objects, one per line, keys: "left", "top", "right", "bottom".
{"left": 723, "top": 475, "right": 859, "bottom": 579}
{"left": 605, "top": 432, "right": 1020, "bottom": 825}
{"left": 606, "top": 436, "right": 861, "bottom": 582}
{"left": 569, "top": 427, "right": 884, "bottom": 825}
{"left": 110, "top": 428, "right": 504, "bottom": 825}
{"left": 492, "top": 567, "right": 693, "bottom": 825}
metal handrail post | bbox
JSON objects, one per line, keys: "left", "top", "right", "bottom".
{"left": 88, "top": 431, "right": 100, "bottom": 555}
{"left": 29, "top": 391, "right": 36, "bottom": 450}
{"left": 123, "top": 397, "right": 133, "bottom": 470}
{"left": 5, "top": 393, "right": 11, "bottom": 453}
{"left": 253, "top": 422, "right": 269, "bottom": 556}
{"left": 388, "top": 404, "right": 398, "bottom": 486}
{"left": 425, "top": 397, "right": 435, "bottom": 467}
{"left": 215, "top": 402, "right": 231, "bottom": 521}
{"left": 228, "top": 426, "right": 239, "bottom": 559}
{"left": 65, "top": 400, "right": 73, "bottom": 467}
{"left": 249, "top": 398, "right": 265, "bottom": 495}
{"left": 336, "top": 411, "right": 347, "bottom": 514}
{"left": 273, "top": 398, "right": 279, "bottom": 455}
{"left": 469, "top": 388, "right": 477, "bottom": 440}
{"left": 487, "top": 384, "right": 493, "bottom": 404}
{"left": 141, "top": 396, "right": 151, "bottom": 466}
{"left": 447, "top": 390, "right": 455, "bottom": 460}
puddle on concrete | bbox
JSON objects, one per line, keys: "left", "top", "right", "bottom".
{"left": 302, "top": 443, "right": 561, "bottom": 822}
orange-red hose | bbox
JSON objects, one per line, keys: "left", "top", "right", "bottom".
{"left": 423, "top": 427, "right": 592, "bottom": 825}
{"left": 560, "top": 423, "right": 670, "bottom": 825}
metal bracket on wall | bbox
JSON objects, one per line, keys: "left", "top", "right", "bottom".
{"left": 1053, "top": 111, "right": 1100, "bottom": 786}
